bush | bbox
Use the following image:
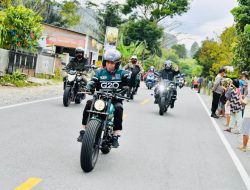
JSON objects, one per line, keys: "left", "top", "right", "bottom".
{"left": 53, "top": 67, "right": 62, "bottom": 80}
{"left": 0, "top": 72, "right": 29, "bottom": 87}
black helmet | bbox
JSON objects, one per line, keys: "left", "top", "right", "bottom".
{"left": 75, "top": 47, "right": 84, "bottom": 54}
{"left": 75, "top": 47, "right": 84, "bottom": 59}
{"left": 102, "top": 49, "right": 122, "bottom": 69}
{"left": 164, "top": 60, "right": 172, "bottom": 70}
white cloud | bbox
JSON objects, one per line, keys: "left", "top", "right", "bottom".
{"left": 176, "top": 15, "right": 235, "bottom": 49}
{"left": 165, "top": 0, "right": 237, "bottom": 49}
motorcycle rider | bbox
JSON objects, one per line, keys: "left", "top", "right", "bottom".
{"left": 144, "top": 66, "right": 158, "bottom": 79}
{"left": 123, "top": 55, "right": 144, "bottom": 94}
{"left": 63, "top": 47, "right": 89, "bottom": 88}
{"left": 143, "top": 66, "right": 158, "bottom": 86}
{"left": 154, "top": 60, "right": 180, "bottom": 108}
{"left": 77, "top": 49, "right": 129, "bottom": 148}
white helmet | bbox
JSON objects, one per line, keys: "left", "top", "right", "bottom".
{"left": 131, "top": 55, "right": 138, "bottom": 60}
{"left": 164, "top": 60, "right": 172, "bottom": 70}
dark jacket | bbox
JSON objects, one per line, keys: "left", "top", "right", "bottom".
{"left": 159, "top": 68, "right": 180, "bottom": 81}
{"left": 65, "top": 57, "right": 88, "bottom": 71}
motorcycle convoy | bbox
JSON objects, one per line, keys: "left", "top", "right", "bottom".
{"left": 62, "top": 48, "right": 185, "bottom": 173}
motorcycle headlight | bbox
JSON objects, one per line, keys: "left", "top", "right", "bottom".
{"left": 159, "top": 85, "right": 165, "bottom": 92}
{"left": 94, "top": 99, "right": 106, "bottom": 111}
{"left": 68, "top": 74, "right": 75, "bottom": 82}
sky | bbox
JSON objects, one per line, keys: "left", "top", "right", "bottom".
{"left": 82, "top": 0, "right": 238, "bottom": 49}
{"left": 167, "top": 0, "right": 238, "bottom": 49}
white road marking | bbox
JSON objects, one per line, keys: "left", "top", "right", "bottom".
{"left": 0, "top": 96, "right": 62, "bottom": 110}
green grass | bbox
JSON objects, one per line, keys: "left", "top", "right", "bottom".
{"left": 0, "top": 72, "right": 39, "bottom": 87}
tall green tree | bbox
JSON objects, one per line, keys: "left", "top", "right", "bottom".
{"left": 122, "top": 19, "right": 163, "bottom": 55}
{"left": 161, "top": 48, "right": 179, "bottom": 63}
{"left": 0, "top": 0, "right": 19, "bottom": 8}
{"left": 122, "top": 0, "right": 190, "bottom": 57}
{"left": 171, "top": 44, "right": 187, "bottom": 59}
{"left": 231, "top": 1, "right": 250, "bottom": 71}
{"left": 208, "top": 27, "right": 237, "bottom": 76}
{"left": 59, "top": 1, "right": 81, "bottom": 28}
{"left": 23, "top": 0, "right": 81, "bottom": 28}
{"left": 87, "top": 0, "right": 124, "bottom": 40}
{"left": 123, "top": 0, "right": 189, "bottom": 23}
{"left": 117, "top": 34, "right": 146, "bottom": 65}
{"left": 178, "top": 58, "right": 203, "bottom": 78}
{"left": 0, "top": 5, "right": 43, "bottom": 50}
{"left": 194, "top": 26, "right": 237, "bottom": 77}
{"left": 194, "top": 39, "right": 220, "bottom": 77}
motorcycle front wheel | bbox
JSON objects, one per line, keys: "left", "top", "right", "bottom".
{"left": 80, "top": 120, "right": 102, "bottom": 172}
{"left": 159, "top": 97, "right": 166, "bottom": 116}
{"left": 63, "top": 87, "right": 72, "bottom": 107}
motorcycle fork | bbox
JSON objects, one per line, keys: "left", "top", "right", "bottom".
{"left": 72, "top": 82, "right": 78, "bottom": 97}
{"left": 99, "top": 99, "right": 112, "bottom": 148}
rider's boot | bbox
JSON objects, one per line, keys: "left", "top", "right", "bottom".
{"left": 77, "top": 130, "right": 85, "bottom": 142}
{"left": 112, "top": 135, "right": 120, "bottom": 148}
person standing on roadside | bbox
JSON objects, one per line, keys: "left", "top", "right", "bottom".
{"left": 197, "top": 75, "right": 203, "bottom": 93}
{"left": 240, "top": 71, "right": 249, "bottom": 117}
{"left": 211, "top": 68, "right": 226, "bottom": 118}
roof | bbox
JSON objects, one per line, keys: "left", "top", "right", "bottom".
{"left": 43, "top": 22, "right": 103, "bottom": 44}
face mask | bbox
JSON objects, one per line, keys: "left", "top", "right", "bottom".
{"left": 76, "top": 53, "right": 83, "bottom": 59}
{"left": 131, "top": 60, "right": 137, "bottom": 64}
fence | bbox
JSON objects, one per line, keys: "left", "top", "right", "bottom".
{"left": 7, "top": 50, "right": 38, "bottom": 76}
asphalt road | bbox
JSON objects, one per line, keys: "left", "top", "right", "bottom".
{"left": 0, "top": 84, "right": 249, "bottom": 190}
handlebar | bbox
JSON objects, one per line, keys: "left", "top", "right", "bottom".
{"left": 94, "top": 90, "right": 130, "bottom": 101}
{"left": 63, "top": 65, "right": 97, "bottom": 73}
{"left": 77, "top": 89, "right": 130, "bottom": 101}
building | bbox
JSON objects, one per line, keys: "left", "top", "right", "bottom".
{"left": 40, "top": 23, "right": 102, "bottom": 66}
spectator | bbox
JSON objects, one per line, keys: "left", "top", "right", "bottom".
{"left": 193, "top": 76, "right": 199, "bottom": 91}
{"left": 211, "top": 68, "right": 226, "bottom": 118}
{"left": 197, "top": 75, "right": 203, "bottom": 93}
{"left": 222, "top": 78, "right": 233, "bottom": 126}
{"left": 191, "top": 76, "right": 195, "bottom": 89}
{"left": 240, "top": 71, "right": 249, "bottom": 117}
{"left": 238, "top": 95, "right": 250, "bottom": 152}
{"left": 224, "top": 79, "right": 243, "bottom": 134}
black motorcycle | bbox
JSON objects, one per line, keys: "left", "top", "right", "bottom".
{"left": 156, "top": 80, "right": 176, "bottom": 115}
{"left": 126, "top": 70, "right": 140, "bottom": 100}
{"left": 63, "top": 65, "right": 97, "bottom": 107}
{"left": 80, "top": 89, "right": 129, "bottom": 172}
